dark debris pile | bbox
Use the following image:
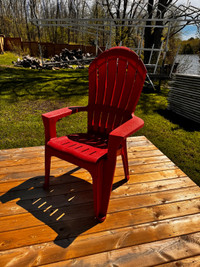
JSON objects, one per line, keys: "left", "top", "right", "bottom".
{"left": 13, "top": 56, "right": 41, "bottom": 69}
{"left": 13, "top": 48, "right": 94, "bottom": 70}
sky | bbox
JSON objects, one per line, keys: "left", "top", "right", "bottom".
{"left": 176, "top": 0, "right": 200, "bottom": 40}
{"left": 181, "top": 25, "right": 198, "bottom": 40}
{"left": 176, "top": 0, "right": 200, "bottom": 8}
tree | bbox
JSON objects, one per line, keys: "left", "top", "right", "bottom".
{"left": 144, "top": 0, "right": 173, "bottom": 63}
{"left": 100, "top": 0, "right": 144, "bottom": 46}
{"left": 101, "top": 0, "right": 200, "bottom": 62}
{"left": 0, "top": 0, "right": 199, "bottom": 59}
{"left": 180, "top": 38, "right": 200, "bottom": 54}
{"left": 182, "top": 43, "right": 194, "bottom": 54}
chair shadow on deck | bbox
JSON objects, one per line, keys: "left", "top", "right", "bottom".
{"left": 0, "top": 168, "right": 126, "bottom": 248}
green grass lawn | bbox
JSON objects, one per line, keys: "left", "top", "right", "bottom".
{"left": 0, "top": 52, "right": 200, "bottom": 185}
{"left": 0, "top": 52, "right": 19, "bottom": 66}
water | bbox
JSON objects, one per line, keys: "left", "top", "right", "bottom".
{"left": 176, "top": 54, "right": 200, "bottom": 76}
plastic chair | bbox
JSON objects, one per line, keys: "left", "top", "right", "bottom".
{"left": 42, "top": 47, "right": 147, "bottom": 222}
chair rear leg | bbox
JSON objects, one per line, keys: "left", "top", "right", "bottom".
{"left": 121, "top": 141, "right": 129, "bottom": 181}
{"left": 44, "top": 150, "right": 51, "bottom": 190}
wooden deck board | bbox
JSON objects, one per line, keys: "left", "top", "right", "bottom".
{"left": 0, "top": 136, "right": 200, "bottom": 266}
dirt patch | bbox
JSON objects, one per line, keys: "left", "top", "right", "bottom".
{"left": 17, "top": 100, "right": 68, "bottom": 115}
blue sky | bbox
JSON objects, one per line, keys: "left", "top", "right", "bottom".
{"left": 181, "top": 25, "right": 198, "bottom": 40}
{"left": 176, "top": 0, "right": 199, "bottom": 40}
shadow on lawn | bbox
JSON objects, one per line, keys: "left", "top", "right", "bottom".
{"left": 138, "top": 90, "right": 168, "bottom": 115}
{"left": 0, "top": 168, "right": 125, "bottom": 248}
{"left": 0, "top": 67, "right": 88, "bottom": 101}
{"left": 157, "top": 109, "right": 200, "bottom": 132}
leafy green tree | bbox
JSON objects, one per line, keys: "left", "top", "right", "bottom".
{"left": 182, "top": 43, "right": 194, "bottom": 54}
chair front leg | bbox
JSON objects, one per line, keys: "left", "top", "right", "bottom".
{"left": 91, "top": 160, "right": 105, "bottom": 222}
{"left": 93, "top": 158, "right": 116, "bottom": 222}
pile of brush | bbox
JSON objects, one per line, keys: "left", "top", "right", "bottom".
{"left": 13, "top": 48, "right": 94, "bottom": 69}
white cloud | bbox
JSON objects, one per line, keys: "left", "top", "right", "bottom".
{"left": 176, "top": 0, "right": 200, "bottom": 8}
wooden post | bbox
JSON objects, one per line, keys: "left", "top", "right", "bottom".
{"left": 0, "top": 34, "right": 5, "bottom": 54}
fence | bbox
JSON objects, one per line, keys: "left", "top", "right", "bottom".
{"left": 3, "top": 37, "right": 103, "bottom": 57}
{"left": 168, "top": 74, "right": 200, "bottom": 123}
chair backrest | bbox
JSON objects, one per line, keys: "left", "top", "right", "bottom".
{"left": 88, "top": 46, "right": 147, "bottom": 134}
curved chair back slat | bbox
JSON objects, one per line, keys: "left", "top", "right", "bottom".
{"left": 88, "top": 47, "right": 147, "bottom": 134}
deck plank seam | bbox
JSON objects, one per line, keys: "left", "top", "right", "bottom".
{"left": 1, "top": 193, "right": 200, "bottom": 225}
{"left": 0, "top": 174, "right": 191, "bottom": 194}
{"left": 1, "top": 223, "right": 200, "bottom": 260}
{"left": 1, "top": 206, "right": 200, "bottom": 235}
{"left": 0, "top": 184, "right": 197, "bottom": 213}
{"left": 0, "top": 162, "right": 178, "bottom": 180}
{"left": 35, "top": 232, "right": 200, "bottom": 267}
{"left": 0, "top": 156, "right": 172, "bottom": 174}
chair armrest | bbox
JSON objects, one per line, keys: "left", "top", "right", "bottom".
{"left": 42, "top": 106, "right": 87, "bottom": 121}
{"left": 42, "top": 106, "right": 88, "bottom": 143}
{"left": 108, "top": 115, "right": 144, "bottom": 154}
{"left": 110, "top": 114, "right": 144, "bottom": 139}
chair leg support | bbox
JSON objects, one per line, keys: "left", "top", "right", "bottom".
{"left": 121, "top": 141, "right": 130, "bottom": 181}
{"left": 44, "top": 151, "right": 51, "bottom": 190}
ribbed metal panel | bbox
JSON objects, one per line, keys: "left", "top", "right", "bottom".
{"left": 168, "top": 74, "right": 200, "bottom": 124}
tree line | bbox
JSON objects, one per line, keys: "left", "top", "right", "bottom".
{"left": 180, "top": 38, "right": 200, "bottom": 54}
{"left": 0, "top": 0, "right": 199, "bottom": 62}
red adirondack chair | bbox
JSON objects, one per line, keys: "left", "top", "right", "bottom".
{"left": 42, "top": 47, "right": 147, "bottom": 222}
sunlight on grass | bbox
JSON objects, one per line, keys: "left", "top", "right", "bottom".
{"left": 0, "top": 65, "right": 89, "bottom": 148}
{"left": 135, "top": 93, "right": 200, "bottom": 185}
{"left": 0, "top": 52, "right": 19, "bottom": 66}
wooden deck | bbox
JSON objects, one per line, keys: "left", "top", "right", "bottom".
{"left": 0, "top": 136, "right": 200, "bottom": 266}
